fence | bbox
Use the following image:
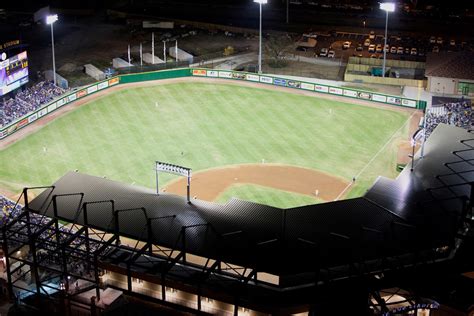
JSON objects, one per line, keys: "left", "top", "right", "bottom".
{"left": 0, "top": 68, "right": 426, "bottom": 140}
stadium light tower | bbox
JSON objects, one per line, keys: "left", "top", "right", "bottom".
{"left": 46, "top": 14, "right": 58, "bottom": 85}
{"left": 380, "top": 2, "right": 395, "bottom": 78}
{"left": 254, "top": 0, "right": 267, "bottom": 74}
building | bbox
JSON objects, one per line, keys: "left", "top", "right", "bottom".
{"left": 425, "top": 51, "right": 474, "bottom": 96}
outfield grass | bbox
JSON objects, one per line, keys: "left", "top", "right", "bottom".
{"left": 216, "top": 184, "right": 321, "bottom": 209}
{"left": 0, "top": 82, "right": 410, "bottom": 207}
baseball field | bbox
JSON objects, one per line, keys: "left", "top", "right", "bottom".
{"left": 0, "top": 79, "right": 415, "bottom": 208}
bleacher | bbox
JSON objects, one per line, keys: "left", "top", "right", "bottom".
{"left": 424, "top": 101, "right": 472, "bottom": 138}
{"left": 0, "top": 81, "right": 67, "bottom": 127}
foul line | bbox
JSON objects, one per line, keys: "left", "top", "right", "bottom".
{"left": 334, "top": 111, "right": 417, "bottom": 201}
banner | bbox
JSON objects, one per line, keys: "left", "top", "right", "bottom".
{"left": 57, "top": 98, "right": 65, "bottom": 107}
{"left": 207, "top": 70, "right": 218, "bottom": 77}
{"left": 372, "top": 94, "right": 387, "bottom": 103}
{"left": 87, "top": 85, "right": 98, "bottom": 94}
{"left": 259, "top": 76, "right": 273, "bottom": 84}
{"left": 358, "top": 92, "right": 372, "bottom": 100}
{"left": 343, "top": 89, "right": 358, "bottom": 98}
{"left": 329, "top": 87, "right": 343, "bottom": 95}
{"left": 17, "top": 118, "right": 29, "bottom": 128}
{"left": 301, "top": 83, "right": 314, "bottom": 90}
{"left": 387, "top": 96, "right": 401, "bottom": 105}
{"left": 47, "top": 103, "right": 57, "bottom": 112}
{"left": 98, "top": 81, "right": 109, "bottom": 90}
{"left": 287, "top": 80, "right": 301, "bottom": 88}
{"left": 245, "top": 74, "right": 260, "bottom": 82}
{"left": 232, "top": 72, "right": 246, "bottom": 80}
{"left": 68, "top": 93, "right": 77, "bottom": 102}
{"left": 38, "top": 108, "right": 48, "bottom": 118}
{"left": 218, "top": 71, "right": 232, "bottom": 78}
{"left": 402, "top": 99, "right": 417, "bottom": 108}
{"left": 192, "top": 69, "right": 207, "bottom": 76}
{"left": 109, "top": 77, "right": 120, "bottom": 86}
{"left": 315, "top": 85, "right": 329, "bottom": 93}
{"left": 273, "top": 78, "right": 287, "bottom": 86}
{"left": 77, "top": 90, "right": 87, "bottom": 98}
{"left": 28, "top": 113, "right": 38, "bottom": 123}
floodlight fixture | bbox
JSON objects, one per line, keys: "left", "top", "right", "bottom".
{"left": 380, "top": 2, "right": 395, "bottom": 12}
{"left": 46, "top": 14, "right": 58, "bottom": 25}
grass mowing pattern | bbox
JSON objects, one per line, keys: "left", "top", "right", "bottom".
{"left": 216, "top": 184, "right": 321, "bottom": 209}
{"left": 0, "top": 82, "right": 410, "bottom": 207}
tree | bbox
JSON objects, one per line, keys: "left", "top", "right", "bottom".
{"left": 264, "top": 34, "right": 295, "bottom": 68}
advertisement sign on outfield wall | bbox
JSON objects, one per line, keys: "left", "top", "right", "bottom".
{"left": 28, "top": 113, "right": 38, "bottom": 123}
{"left": 109, "top": 77, "right": 120, "bottom": 86}
{"left": 301, "top": 83, "right": 314, "bottom": 90}
{"left": 207, "top": 70, "right": 218, "bottom": 77}
{"left": 47, "top": 103, "right": 57, "bottom": 113}
{"left": 38, "top": 108, "right": 47, "bottom": 118}
{"left": 288, "top": 81, "right": 301, "bottom": 88}
{"left": 372, "top": 94, "right": 387, "bottom": 103}
{"left": 329, "top": 87, "right": 343, "bottom": 95}
{"left": 402, "top": 99, "right": 417, "bottom": 108}
{"left": 77, "top": 90, "right": 87, "bottom": 98}
{"left": 232, "top": 72, "right": 246, "bottom": 80}
{"left": 218, "top": 71, "right": 232, "bottom": 78}
{"left": 387, "top": 97, "right": 401, "bottom": 105}
{"left": 260, "top": 76, "right": 273, "bottom": 84}
{"left": 192, "top": 69, "right": 207, "bottom": 76}
{"left": 68, "top": 94, "right": 77, "bottom": 102}
{"left": 98, "top": 81, "right": 109, "bottom": 90}
{"left": 315, "top": 85, "right": 329, "bottom": 93}
{"left": 245, "top": 74, "right": 260, "bottom": 82}
{"left": 343, "top": 89, "right": 358, "bottom": 98}
{"left": 358, "top": 92, "right": 372, "bottom": 100}
{"left": 274, "top": 78, "right": 287, "bottom": 86}
{"left": 87, "top": 85, "right": 98, "bottom": 94}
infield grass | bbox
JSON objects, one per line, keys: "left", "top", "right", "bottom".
{"left": 0, "top": 82, "right": 410, "bottom": 207}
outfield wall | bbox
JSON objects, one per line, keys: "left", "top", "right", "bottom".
{"left": 0, "top": 68, "right": 426, "bottom": 140}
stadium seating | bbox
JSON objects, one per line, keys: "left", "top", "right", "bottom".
{"left": 424, "top": 101, "right": 472, "bottom": 138}
{"left": 0, "top": 81, "right": 67, "bottom": 127}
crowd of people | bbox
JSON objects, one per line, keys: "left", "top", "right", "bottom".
{"left": 424, "top": 101, "right": 473, "bottom": 138}
{"left": 0, "top": 81, "right": 66, "bottom": 127}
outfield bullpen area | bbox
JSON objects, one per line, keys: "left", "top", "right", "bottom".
{"left": 0, "top": 74, "right": 421, "bottom": 208}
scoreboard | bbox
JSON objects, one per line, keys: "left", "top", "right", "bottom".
{"left": 0, "top": 51, "right": 29, "bottom": 96}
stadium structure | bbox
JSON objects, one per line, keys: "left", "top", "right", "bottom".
{"left": 0, "top": 122, "right": 473, "bottom": 315}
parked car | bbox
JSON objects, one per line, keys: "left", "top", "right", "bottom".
{"left": 432, "top": 45, "right": 439, "bottom": 53}
{"left": 397, "top": 46, "right": 404, "bottom": 54}
{"left": 370, "top": 54, "right": 377, "bottom": 58}
{"left": 319, "top": 47, "right": 328, "bottom": 57}
{"left": 404, "top": 47, "right": 410, "bottom": 54}
{"left": 390, "top": 46, "right": 397, "bottom": 54}
{"left": 369, "top": 31, "right": 375, "bottom": 40}
{"left": 356, "top": 43, "right": 363, "bottom": 51}
{"left": 410, "top": 48, "right": 417, "bottom": 55}
{"left": 364, "top": 38, "right": 371, "bottom": 47}
{"left": 429, "top": 36, "right": 436, "bottom": 44}
{"left": 418, "top": 49, "right": 425, "bottom": 57}
{"left": 368, "top": 44, "right": 376, "bottom": 53}
{"left": 343, "top": 41, "right": 351, "bottom": 49}
{"left": 450, "top": 39, "right": 456, "bottom": 46}
{"left": 375, "top": 44, "right": 383, "bottom": 53}
{"left": 384, "top": 44, "right": 389, "bottom": 52}
{"left": 436, "top": 37, "right": 443, "bottom": 44}
{"left": 328, "top": 50, "right": 335, "bottom": 58}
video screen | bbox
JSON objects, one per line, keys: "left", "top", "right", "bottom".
{"left": 0, "top": 51, "right": 29, "bottom": 96}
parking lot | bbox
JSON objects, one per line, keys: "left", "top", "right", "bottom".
{"left": 295, "top": 30, "right": 473, "bottom": 63}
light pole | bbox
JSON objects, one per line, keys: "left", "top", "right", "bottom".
{"left": 380, "top": 3, "right": 395, "bottom": 78}
{"left": 254, "top": 0, "right": 267, "bottom": 74}
{"left": 46, "top": 14, "right": 58, "bottom": 85}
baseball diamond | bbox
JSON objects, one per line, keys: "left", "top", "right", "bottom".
{"left": 0, "top": 78, "right": 416, "bottom": 208}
